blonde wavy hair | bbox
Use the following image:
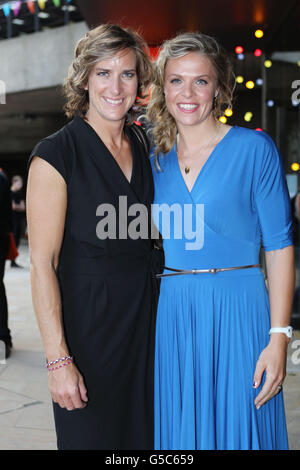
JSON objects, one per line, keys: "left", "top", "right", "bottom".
{"left": 63, "top": 24, "right": 153, "bottom": 123}
{"left": 146, "top": 32, "right": 236, "bottom": 155}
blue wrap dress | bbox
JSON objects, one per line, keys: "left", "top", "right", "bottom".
{"left": 151, "top": 125, "right": 293, "bottom": 450}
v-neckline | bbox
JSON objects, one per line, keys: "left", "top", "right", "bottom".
{"left": 80, "top": 117, "right": 136, "bottom": 186}
{"left": 175, "top": 126, "right": 236, "bottom": 197}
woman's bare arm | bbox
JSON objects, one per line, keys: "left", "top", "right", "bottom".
{"left": 27, "top": 157, "right": 88, "bottom": 410}
{"left": 253, "top": 245, "right": 294, "bottom": 408}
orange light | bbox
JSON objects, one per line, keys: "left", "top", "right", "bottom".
{"left": 235, "top": 46, "right": 244, "bottom": 54}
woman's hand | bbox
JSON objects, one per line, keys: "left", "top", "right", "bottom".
{"left": 253, "top": 334, "right": 288, "bottom": 409}
{"left": 48, "top": 363, "right": 88, "bottom": 411}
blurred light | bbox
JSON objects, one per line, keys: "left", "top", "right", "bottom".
{"left": 235, "top": 46, "right": 244, "bottom": 54}
{"left": 297, "top": 61, "right": 300, "bottom": 67}
{"left": 291, "top": 163, "right": 300, "bottom": 172}
{"left": 254, "top": 49, "right": 262, "bottom": 57}
{"left": 291, "top": 99, "right": 299, "bottom": 107}
{"left": 62, "top": 5, "right": 77, "bottom": 11}
{"left": 38, "top": 12, "right": 50, "bottom": 18}
{"left": 255, "top": 29, "right": 264, "bottom": 38}
{"left": 264, "top": 60, "right": 272, "bottom": 68}
{"left": 224, "top": 108, "right": 233, "bottom": 117}
{"left": 267, "top": 100, "right": 274, "bottom": 107}
{"left": 12, "top": 19, "right": 24, "bottom": 25}
{"left": 149, "top": 47, "right": 160, "bottom": 60}
{"left": 244, "top": 112, "right": 253, "bottom": 122}
{"left": 256, "top": 128, "right": 263, "bottom": 131}
{"left": 246, "top": 81, "right": 255, "bottom": 89}
{"left": 237, "top": 53, "right": 244, "bottom": 60}
{"left": 256, "top": 78, "right": 263, "bottom": 86}
{"left": 236, "top": 75, "right": 244, "bottom": 83}
{"left": 219, "top": 116, "right": 227, "bottom": 124}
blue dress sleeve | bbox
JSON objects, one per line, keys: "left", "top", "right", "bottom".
{"left": 255, "top": 134, "right": 293, "bottom": 251}
{"left": 28, "top": 137, "right": 70, "bottom": 185}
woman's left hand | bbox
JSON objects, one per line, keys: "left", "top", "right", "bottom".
{"left": 253, "top": 334, "right": 288, "bottom": 409}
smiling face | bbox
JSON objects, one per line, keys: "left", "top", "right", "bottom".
{"left": 85, "top": 48, "right": 138, "bottom": 124}
{"left": 164, "top": 52, "right": 219, "bottom": 129}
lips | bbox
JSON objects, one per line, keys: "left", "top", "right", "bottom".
{"left": 103, "top": 97, "right": 124, "bottom": 106}
{"left": 177, "top": 103, "right": 199, "bottom": 112}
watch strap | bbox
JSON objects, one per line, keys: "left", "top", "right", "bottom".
{"left": 269, "top": 326, "right": 293, "bottom": 338}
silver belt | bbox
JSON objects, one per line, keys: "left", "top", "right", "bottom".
{"left": 156, "top": 264, "right": 260, "bottom": 278}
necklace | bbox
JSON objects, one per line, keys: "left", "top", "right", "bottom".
{"left": 178, "top": 124, "right": 222, "bottom": 175}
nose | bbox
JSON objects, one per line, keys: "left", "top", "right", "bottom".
{"left": 109, "top": 75, "right": 122, "bottom": 96}
{"left": 181, "top": 81, "right": 193, "bottom": 98}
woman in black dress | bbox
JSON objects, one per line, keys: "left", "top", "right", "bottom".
{"left": 26, "top": 24, "right": 161, "bottom": 450}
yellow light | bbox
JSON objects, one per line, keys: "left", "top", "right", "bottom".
{"left": 255, "top": 29, "right": 264, "bottom": 38}
{"left": 264, "top": 60, "right": 272, "bottom": 68}
{"left": 246, "top": 80, "right": 255, "bottom": 89}
{"left": 219, "top": 116, "right": 227, "bottom": 124}
{"left": 291, "top": 163, "right": 300, "bottom": 172}
{"left": 236, "top": 75, "right": 244, "bottom": 83}
{"left": 297, "top": 61, "right": 300, "bottom": 67}
{"left": 244, "top": 112, "right": 253, "bottom": 122}
{"left": 224, "top": 108, "right": 233, "bottom": 117}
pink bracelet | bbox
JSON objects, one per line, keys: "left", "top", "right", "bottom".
{"left": 47, "top": 359, "right": 73, "bottom": 372}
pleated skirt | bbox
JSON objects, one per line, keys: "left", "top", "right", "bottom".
{"left": 154, "top": 269, "right": 289, "bottom": 450}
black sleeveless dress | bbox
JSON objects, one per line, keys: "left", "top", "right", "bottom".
{"left": 28, "top": 116, "right": 162, "bottom": 450}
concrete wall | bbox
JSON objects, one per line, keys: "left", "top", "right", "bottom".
{"left": 1, "top": 21, "right": 88, "bottom": 94}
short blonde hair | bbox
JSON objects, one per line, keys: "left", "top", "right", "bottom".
{"left": 63, "top": 24, "right": 153, "bottom": 123}
{"left": 146, "top": 32, "right": 236, "bottom": 155}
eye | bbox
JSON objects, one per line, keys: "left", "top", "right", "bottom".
{"left": 97, "top": 71, "right": 109, "bottom": 77}
{"left": 196, "top": 78, "right": 208, "bottom": 85}
{"left": 170, "top": 78, "right": 182, "bottom": 85}
{"left": 123, "top": 71, "right": 136, "bottom": 79}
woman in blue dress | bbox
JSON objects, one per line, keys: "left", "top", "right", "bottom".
{"left": 147, "top": 32, "right": 294, "bottom": 450}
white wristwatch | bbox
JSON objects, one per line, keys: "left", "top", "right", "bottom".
{"left": 269, "top": 326, "right": 293, "bottom": 339}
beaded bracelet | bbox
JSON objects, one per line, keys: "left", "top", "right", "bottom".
{"left": 47, "top": 359, "right": 73, "bottom": 372}
{"left": 46, "top": 355, "right": 73, "bottom": 368}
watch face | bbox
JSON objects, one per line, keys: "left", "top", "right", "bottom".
{"left": 287, "top": 326, "right": 293, "bottom": 338}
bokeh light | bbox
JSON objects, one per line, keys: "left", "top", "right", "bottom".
{"left": 246, "top": 81, "right": 255, "bottom": 89}
{"left": 235, "top": 46, "right": 244, "bottom": 54}
{"left": 236, "top": 75, "right": 244, "bottom": 83}
{"left": 255, "top": 29, "right": 264, "bottom": 38}
{"left": 264, "top": 60, "right": 272, "bottom": 68}
{"left": 291, "top": 163, "right": 300, "bottom": 172}
{"left": 244, "top": 112, "right": 253, "bottom": 122}
{"left": 224, "top": 108, "right": 233, "bottom": 117}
